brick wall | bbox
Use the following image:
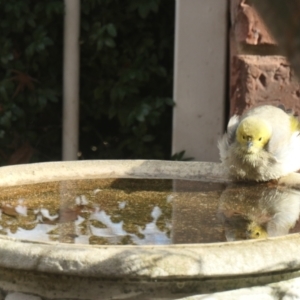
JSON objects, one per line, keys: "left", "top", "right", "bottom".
{"left": 230, "top": 0, "right": 300, "bottom": 116}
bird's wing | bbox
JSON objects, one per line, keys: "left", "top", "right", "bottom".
{"left": 218, "top": 115, "right": 240, "bottom": 161}
{"left": 226, "top": 115, "right": 240, "bottom": 144}
{"left": 267, "top": 114, "right": 300, "bottom": 164}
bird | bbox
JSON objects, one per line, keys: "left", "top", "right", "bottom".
{"left": 218, "top": 105, "right": 300, "bottom": 181}
{"left": 218, "top": 182, "right": 300, "bottom": 241}
{"left": 246, "top": 222, "right": 268, "bottom": 240}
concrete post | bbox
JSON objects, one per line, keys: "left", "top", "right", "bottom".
{"left": 62, "top": 0, "right": 80, "bottom": 161}
{"left": 172, "top": 0, "right": 228, "bottom": 161}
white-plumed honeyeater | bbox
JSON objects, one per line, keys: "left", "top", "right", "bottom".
{"left": 219, "top": 105, "right": 300, "bottom": 181}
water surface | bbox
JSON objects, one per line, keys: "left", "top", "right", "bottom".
{"left": 0, "top": 178, "right": 299, "bottom": 245}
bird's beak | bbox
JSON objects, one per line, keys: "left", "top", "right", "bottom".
{"left": 247, "top": 141, "right": 253, "bottom": 149}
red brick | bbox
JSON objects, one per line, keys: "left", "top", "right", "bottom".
{"left": 230, "top": 55, "right": 300, "bottom": 116}
{"left": 231, "top": 0, "right": 276, "bottom": 45}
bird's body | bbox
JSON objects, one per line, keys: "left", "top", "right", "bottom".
{"left": 218, "top": 183, "right": 300, "bottom": 241}
{"left": 219, "top": 105, "right": 300, "bottom": 181}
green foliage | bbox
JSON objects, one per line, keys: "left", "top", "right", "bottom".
{"left": 171, "top": 151, "right": 194, "bottom": 161}
{"left": 0, "top": 0, "right": 174, "bottom": 165}
{"left": 0, "top": 1, "right": 63, "bottom": 164}
{"left": 79, "top": 0, "right": 175, "bottom": 160}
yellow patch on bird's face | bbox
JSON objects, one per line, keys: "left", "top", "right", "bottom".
{"left": 289, "top": 115, "right": 300, "bottom": 132}
{"left": 236, "top": 117, "right": 272, "bottom": 154}
{"left": 246, "top": 222, "right": 268, "bottom": 239}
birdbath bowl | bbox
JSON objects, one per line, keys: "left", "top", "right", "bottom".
{"left": 0, "top": 160, "right": 300, "bottom": 299}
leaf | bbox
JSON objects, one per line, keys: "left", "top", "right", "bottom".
{"left": 142, "top": 135, "right": 155, "bottom": 142}
{"left": 105, "top": 37, "right": 116, "bottom": 48}
{"left": 136, "top": 114, "right": 145, "bottom": 122}
{"left": 171, "top": 151, "right": 194, "bottom": 161}
{"left": 138, "top": 5, "right": 150, "bottom": 18}
{"left": 7, "top": 141, "right": 35, "bottom": 165}
{"left": 1, "top": 205, "right": 18, "bottom": 217}
{"left": 165, "top": 97, "right": 175, "bottom": 106}
{"left": 108, "top": 106, "right": 116, "bottom": 119}
{"left": 29, "top": 97, "right": 37, "bottom": 106}
{"left": 28, "top": 18, "right": 36, "bottom": 27}
{"left": 25, "top": 44, "right": 35, "bottom": 56}
{"left": 97, "top": 40, "right": 104, "bottom": 50}
{"left": 59, "top": 207, "right": 82, "bottom": 223}
{"left": 0, "top": 86, "right": 9, "bottom": 102}
{"left": 49, "top": 95, "right": 58, "bottom": 102}
{"left": 9, "top": 70, "right": 38, "bottom": 98}
{"left": 38, "top": 95, "right": 47, "bottom": 108}
{"left": 1, "top": 53, "right": 13, "bottom": 64}
{"left": 11, "top": 104, "right": 24, "bottom": 117}
{"left": 106, "top": 23, "right": 117, "bottom": 37}
{"left": 0, "top": 111, "right": 12, "bottom": 127}
{"left": 94, "top": 86, "right": 103, "bottom": 99}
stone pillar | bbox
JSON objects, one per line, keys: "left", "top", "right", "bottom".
{"left": 230, "top": 0, "right": 300, "bottom": 116}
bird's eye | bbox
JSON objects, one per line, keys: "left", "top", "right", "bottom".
{"left": 258, "top": 137, "right": 262, "bottom": 141}
{"left": 243, "top": 135, "right": 246, "bottom": 139}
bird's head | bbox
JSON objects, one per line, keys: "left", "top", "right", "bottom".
{"left": 236, "top": 116, "right": 272, "bottom": 154}
{"left": 246, "top": 222, "right": 268, "bottom": 239}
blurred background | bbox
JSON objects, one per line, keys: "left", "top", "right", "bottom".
{"left": 2, "top": 0, "right": 296, "bottom": 167}
{"left": 0, "top": 0, "right": 175, "bottom": 165}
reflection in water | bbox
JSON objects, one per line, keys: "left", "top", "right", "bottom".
{"left": 0, "top": 179, "right": 174, "bottom": 245}
{"left": 0, "top": 178, "right": 299, "bottom": 245}
{"left": 5, "top": 198, "right": 172, "bottom": 245}
{"left": 218, "top": 183, "right": 300, "bottom": 241}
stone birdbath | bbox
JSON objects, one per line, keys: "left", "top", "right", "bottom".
{"left": 0, "top": 160, "right": 300, "bottom": 299}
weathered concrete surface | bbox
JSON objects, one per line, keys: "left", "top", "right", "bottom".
{"left": 231, "top": 0, "right": 276, "bottom": 45}
{"left": 230, "top": 55, "right": 300, "bottom": 115}
{"left": 5, "top": 293, "right": 41, "bottom": 300}
{"left": 186, "top": 276, "right": 300, "bottom": 299}
{"left": 0, "top": 160, "right": 228, "bottom": 187}
{"left": 1, "top": 233, "right": 300, "bottom": 278}
{"left": 229, "top": 0, "right": 300, "bottom": 117}
{"left": 0, "top": 160, "right": 299, "bottom": 299}
{"left": 0, "top": 266, "right": 299, "bottom": 300}
{"left": 251, "top": 0, "right": 300, "bottom": 79}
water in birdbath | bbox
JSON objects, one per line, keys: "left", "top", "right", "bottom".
{"left": 0, "top": 178, "right": 299, "bottom": 245}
